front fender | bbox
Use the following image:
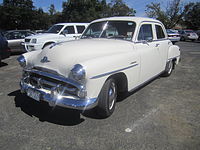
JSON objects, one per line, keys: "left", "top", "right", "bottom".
{"left": 81, "top": 51, "right": 140, "bottom": 99}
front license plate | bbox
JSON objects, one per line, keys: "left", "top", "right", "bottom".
{"left": 27, "top": 88, "right": 41, "bottom": 101}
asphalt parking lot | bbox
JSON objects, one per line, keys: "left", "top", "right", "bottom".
{"left": 0, "top": 41, "right": 200, "bottom": 150}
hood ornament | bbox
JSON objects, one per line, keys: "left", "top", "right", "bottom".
{"left": 40, "top": 56, "right": 50, "bottom": 63}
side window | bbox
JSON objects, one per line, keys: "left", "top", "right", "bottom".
{"left": 138, "top": 24, "right": 153, "bottom": 41}
{"left": 76, "top": 26, "right": 86, "bottom": 33}
{"left": 63, "top": 26, "right": 75, "bottom": 34}
{"left": 155, "top": 25, "right": 165, "bottom": 39}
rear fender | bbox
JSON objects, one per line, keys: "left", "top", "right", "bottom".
{"left": 168, "top": 45, "right": 180, "bottom": 64}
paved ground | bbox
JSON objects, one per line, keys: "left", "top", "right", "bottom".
{"left": 0, "top": 42, "right": 200, "bottom": 150}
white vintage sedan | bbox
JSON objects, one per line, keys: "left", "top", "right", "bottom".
{"left": 17, "top": 17, "right": 180, "bottom": 118}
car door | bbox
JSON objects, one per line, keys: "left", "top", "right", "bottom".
{"left": 59, "top": 25, "right": 77, "bottom": 42}
{"left": 154, "top": 24, "right": 169, "bottom": 70}
{"left": 6, "top": 31, "right": 24, "bottom": 52}
{"left": 135, "top": 23, "right": 163, "bottom": 84}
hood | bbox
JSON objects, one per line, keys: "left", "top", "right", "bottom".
{"left": 30, "top": 39, "right": 133, "bottom": 77}
{"left": 26, "top": 33, "right": 59, "bottom": 40}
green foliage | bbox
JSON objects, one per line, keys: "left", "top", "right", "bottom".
{"left": 183, "top": 2, "right": 200, "bottom": 30}
{"left": 146, "top": 0, "right": 184, "bottom": 29}
{"left": 110, "top": 0, "right": 135, "bottom": 16}
{"left": 0, "top": 0, "right": 135, "bottom": 30}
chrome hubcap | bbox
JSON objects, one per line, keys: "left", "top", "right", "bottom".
{"left": 108, "top": 82, "right": 117, "bottom": 110}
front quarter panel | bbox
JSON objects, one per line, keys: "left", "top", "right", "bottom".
{"left": 82, "top": 50, "right": 140, "bottom": 99}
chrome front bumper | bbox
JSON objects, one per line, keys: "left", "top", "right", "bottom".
{"left": 20, "top": 80, "right": 98, "bottom": 110}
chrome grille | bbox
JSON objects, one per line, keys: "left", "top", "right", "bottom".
{"left": 24, "top": 68, "right": 79, "bottom": 97}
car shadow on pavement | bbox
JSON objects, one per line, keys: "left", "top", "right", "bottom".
{"left": 8, "top": 90, "right": 85, "bottom": 126}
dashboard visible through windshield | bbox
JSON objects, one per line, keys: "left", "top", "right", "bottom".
{"left": 81, "top": 21, "right": 136, "bottom": 41}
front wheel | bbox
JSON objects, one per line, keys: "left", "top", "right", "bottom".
{"left": 96, "top": 78, "right": 117, "bottom": 118}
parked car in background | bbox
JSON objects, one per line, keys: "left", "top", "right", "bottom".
{"left": 3, "top": 30, "right": 36, "bottom": 53}
{"left": 24, "top": 23, "right": 88, "bottom": 52}
{"left": 194, "top": 30, "right": 200, "bottom": 40}
{"left": 0, "top": 32, "right": 10, "bottom": 64}
{"left": 166, "top": 29, "right": 180, "bottom": 44}
{"left": 18, "top": 17, "right": 180, "bottom": 118}
{"left": 178, "top": 30, "right": 199, "bottom": 41}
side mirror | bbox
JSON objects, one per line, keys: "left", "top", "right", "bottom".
{"left": 61, "top": 30, "right": 68, "bottom": 36}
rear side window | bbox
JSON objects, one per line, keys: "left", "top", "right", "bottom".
{"left": 138, "top": 24, "right": 153, "bottom": 41}
{"left": 76, "top": 26, "right": 86, "bottom": 33}
{"left": 156, "top": 25, "right": 165, "bottom": 39}
{"left": 63, "top": 26, "right": 75, "bottom": 34}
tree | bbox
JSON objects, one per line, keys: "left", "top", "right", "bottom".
{"left": 49, "top": 4, "right": 56, "bottom": 16}
{"left": 0, "top": 0, "right": 35, "bottom": 30}
{"left": 183, "top": 2, "right": 200, "bottom": 30}
{"left": 146, "top": 0, "right": 183, "bottom": 28}
{"left": 110, "top": 0, "right": 136, "bottom": 16}
{"left": 61, "top": 0, "right": 135, "bottom": 22}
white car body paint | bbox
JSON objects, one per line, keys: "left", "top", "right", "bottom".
{"left": 20, "top": 17, "right": 181, "bottom": 110}
{"left": 24, "top": 23, "right": 88, "bottom": 52}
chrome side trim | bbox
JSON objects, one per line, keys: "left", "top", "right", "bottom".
{"left": 90, "top": 63, "right": 138, "bottom": 79}
{"left": 24, "top": 69, "right": 84, "bottom": 90}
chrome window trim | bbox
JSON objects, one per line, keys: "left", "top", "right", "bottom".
{"left": 134, "top": 38, "right": 169, "bottom": 44}
{"left": 90, "top": 63, "right": 138, "bottom": 79}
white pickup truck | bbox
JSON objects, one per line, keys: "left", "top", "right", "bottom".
{"left": 18, "top": 17, "right": 180, "bottom": 118}
{"left": 24, "top": 23, "right": 88, "bottom": 51}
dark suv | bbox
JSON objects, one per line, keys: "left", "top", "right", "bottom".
{"left": 0, "top": 32, "right": 10, "bottom": 65}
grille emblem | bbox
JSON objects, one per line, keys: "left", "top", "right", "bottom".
{"left": 40, "top": 56, "right": 50, "bottom": 63}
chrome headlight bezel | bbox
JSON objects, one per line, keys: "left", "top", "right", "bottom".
{"left": 31, "top": 39, "right": 37, "bottom": 43}
{"left": 17, "top": 55, "right": 26, "bottom": 68}
{"left": 69, "top": 64, "right": 86, "bottom": 84}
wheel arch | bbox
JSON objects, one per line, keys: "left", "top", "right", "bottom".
{"left": 107, "top": 72, "right": 128, "bottom": 94}
{"left": 42, "top": 41, "right": 56, "bottom": 49}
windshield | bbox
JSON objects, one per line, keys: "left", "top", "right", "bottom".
{"left": 81, "top": 21, "right": 136, "bottom": 41}
{"left": 46, "top": 25, "right": 64, "bottom": 34}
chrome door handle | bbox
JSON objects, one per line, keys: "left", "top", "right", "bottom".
{"left": 155, "top": 43, "right": 160, "bottom": 47}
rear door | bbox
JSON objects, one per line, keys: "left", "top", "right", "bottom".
{"left": 135, "top": 23, "right": 164, "bottom": 84}
{"left": 154, "top": 23, "right": 169, "bottom": 70}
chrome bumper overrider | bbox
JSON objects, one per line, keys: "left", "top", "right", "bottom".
{"left": 20, "top": 81, "right": 98, "bottom": 110}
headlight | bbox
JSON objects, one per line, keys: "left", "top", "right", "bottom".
{"left": 69, "top": 64, "right": 86, "bottom": 83}
{"left": 31, "top": 39, "right": 37, "bottom": 43}
{"left": 17, "top": 55, "right": 26, "bottom": 68}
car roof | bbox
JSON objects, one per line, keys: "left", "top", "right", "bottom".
{"left": 4, "top": 30, "right": 35, "bottom": 34}
{"left": 55, "top": 23, "right": 89, "bottom": 26}
{"left": 91, "top": 16, "right": 162, "bottom": 24}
